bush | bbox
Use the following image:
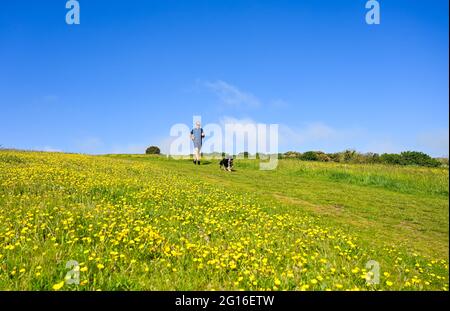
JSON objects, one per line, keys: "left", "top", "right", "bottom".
{"left": 298, "top": 151, "right": 331, "bottom": 162}
{"left": 379, "top": 151, "right": 439, "bottom": 167}
{"left": 400, "top": 151, "right": 440, "bottom": 167}
{"left": 327, "top": 150, "right": 360, "bottom": 163}
{"left": 256, "top": 153, "right": 270, "bottom": 160}
{"left": 145, "top": 146, "right": 161, "bottom": 155}
{"left": 300, "top": 151, "right": 320, "bottom": 161}
{"left": 364, "top": 152, "right": 381, "bottom": 164}
{"left": 237, "top": 151, "right": 250, "bottom": 159}
{"left": 327, "top": 152, "right": 341, "bottom": 162}
{"left": 436, "top": 157, "right": 449, "bottom": 167}
{"left": 342, "top": 150, "right": 358, "bottom": 162}
{"left": 281, "top": 149, "right": 441, "bottom": 167}
{"left": 380, "top": 153, "right": 403, "bottom": 165}
{"left": 315, "top": 151, "right": 331, "bottom": 162}
{"left": 283, "top": 151, "right": 302, "bottom": 159}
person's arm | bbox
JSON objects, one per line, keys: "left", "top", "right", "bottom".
{"left": 190, "top": 129, "right": 194, "bottom": 140}
{"left": 201, "top": 128, "right": 205, "bottom": 138}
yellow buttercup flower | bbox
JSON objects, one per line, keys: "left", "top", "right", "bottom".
{"left": 52, "top": 281, "right": 65, "bottom": 291}
{"left": 0, "top": 150, "right": 448, "bottom": 291}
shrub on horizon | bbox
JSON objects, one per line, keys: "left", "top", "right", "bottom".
{"left": 145, "top": 146, "right": 161, "bottom": 155}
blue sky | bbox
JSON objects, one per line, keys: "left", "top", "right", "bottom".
{"left": 1, "top": 0, "right": 448, "bottom": 156}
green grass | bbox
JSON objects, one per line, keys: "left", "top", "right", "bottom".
{"left": 114, "top": 155, "right": 449, "bottom": 260}
{"left": 0, "top": 150, "right": 448, "bottom": 290}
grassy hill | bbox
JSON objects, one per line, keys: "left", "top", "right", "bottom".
{"left": 0, "top": 150, "right": 448, "bottom": 290}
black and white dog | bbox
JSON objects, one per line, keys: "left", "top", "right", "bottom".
{"left": 219, "top": 157, "right": 234, "bottom": 171}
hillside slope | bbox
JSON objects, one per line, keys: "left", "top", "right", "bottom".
{"left": 0, "top": 151, "right": 448, "bottom": 290}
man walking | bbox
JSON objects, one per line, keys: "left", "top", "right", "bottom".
{"left": 190, "top": 121, "right": 205, "bottom": 165}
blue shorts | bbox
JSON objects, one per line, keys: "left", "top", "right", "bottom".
{"left": 193, "top": 141, "right": 202, "bottom": 149}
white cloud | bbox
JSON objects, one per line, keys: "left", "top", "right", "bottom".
{"left": 278, "top": 122, "right": 365, "bottom": 152}
{"left": 157, "top": 116, "right": 407, "bottom": 156}
{"left": 216, "top": 118, "right": 367, "bottom": 154}
{"left": 72, "top": 137, "right": 162, "bottom": 155}
{"left": 159, "top": 136, "right": 178, "bottom": 155}
{"left": 219, "top": 116, "right": 271, "bottom": 155}
{"left": 416, "top": 129, "right": 449, "bottom": 157}
{"left": 204, "top": 80, "right": 260, "bottom": 108}
{"left": 75, "top": 137, "right": 104, "bottom": 154}
{"left": 219, "top": 116, "right": 257, "bottom": 126}
{"left": 40, "top": 146, "right": 63, "bottom": 153}
{"left": 109, "top": 143, "right": 149, "bottom": 154}
{"left": 216, "top": 118, "right": 364, "bottom": 154}
{"left": 280, "top": 123, "right": 337, "bottom": 144}
{"left": 363, "top": 140, "right": 403, "bottom": 154}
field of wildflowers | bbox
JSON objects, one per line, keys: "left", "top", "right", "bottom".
{"left": 0, "top": 150, "right": 448, "bottom": 290}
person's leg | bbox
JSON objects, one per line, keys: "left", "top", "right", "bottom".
{"left": 193, "top": 147, "right": 198, "bottom": 164}
{"left": 197, "top": 147, "right": 201, "bottom": 165}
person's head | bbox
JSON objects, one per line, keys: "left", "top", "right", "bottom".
{"left": 195, "top": 121, "right": 201, "bottom": 128}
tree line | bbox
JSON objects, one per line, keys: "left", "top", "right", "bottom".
{"left": 145, "top": 145, "right": 447, "bottom": 168}
{"left": 280, "top": 150, "right": 446, "bottom": 167}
